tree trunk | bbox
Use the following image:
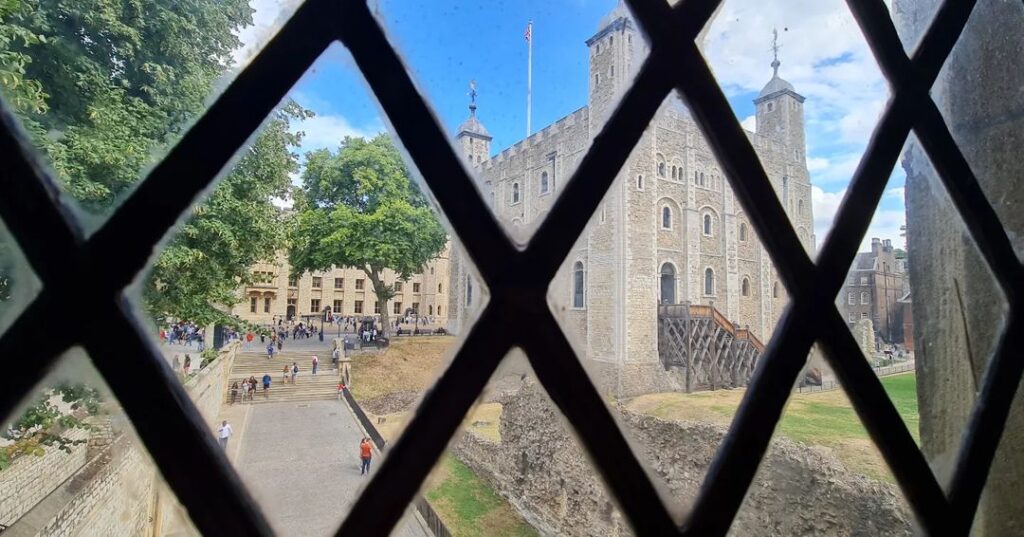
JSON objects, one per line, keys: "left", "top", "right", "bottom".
{"left": 365, "top": 269, "right": 391, "bottom": 337}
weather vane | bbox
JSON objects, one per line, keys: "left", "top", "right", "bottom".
{"left": 771, "top": 28, "right": 782, "bottom": 77}
{"left": 469, "top": 80, "right": 477, "bottom": 105}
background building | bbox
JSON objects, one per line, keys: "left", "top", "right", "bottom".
{"left": 837, "top": 237, "right": 907, "bottom": 347}
{"left": 448, "top": 5, "right": 814, "bottom": 394}
{"left": 231, "top": 246, "right": 450, "bottom": 326}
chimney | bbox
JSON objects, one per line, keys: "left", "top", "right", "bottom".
{"left": 871, "top": 237, "right": 881, "bottom": 254}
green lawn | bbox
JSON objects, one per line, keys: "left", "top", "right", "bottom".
{"left": 626, "top": 372, "right": 920, "bottom": 482}
{"left": 425, "top": 455, "right": 538, "bottom": 537}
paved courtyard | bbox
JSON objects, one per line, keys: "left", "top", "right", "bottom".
{"left": 234, "top": 400, "right": 427, "bottom": 537}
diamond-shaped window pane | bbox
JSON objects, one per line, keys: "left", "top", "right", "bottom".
{"left": 702, "top": 0, "right": 890, "bottom": 258}
{"left": 0, "top": 218, "right": 41, "bottom": 338}
{"left": 731, "top": 379, "right": 916, "bottom": 534}
{"left": 0, "top": 348, "right": 200, "bottom": 535}
{"left": 374, "top": 0, "right": 650, "bottom": 245}
{"left": 0, "top": 1, "right": 302, "bottom": 229}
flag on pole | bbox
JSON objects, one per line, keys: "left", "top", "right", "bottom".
{"left": 524, "top": 22, "right": 532, "bottom": 41}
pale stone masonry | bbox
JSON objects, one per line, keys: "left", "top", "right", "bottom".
{"left": 231, "top": 247, "right": 450, "bottom": 325}
{"left": 449, "top": 4, "right": 814, "bottom": 394}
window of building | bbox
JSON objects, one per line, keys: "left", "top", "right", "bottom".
{"left": 573, "top": 261, "right": 585, "bottom": 308}
{"left": 428, "top": 305, "right": 433, "bottom": 315}
{"left": 288, "top": 275, "right": 298, "bottom": 287}
{"left": 850, "top": 312, "right": 857, "bottom": 323}
{"left": 739, "top": 223, "right": 748, "bottom": 242}
{"left": 411, "top": 302, "right": 419, "bottom": 314}
{"left": 694, "top": 170, "right": 699, "bottom": 184}
{"left": 600, "top": 205, "right": 606, "bottom": 224}
{"left": 848, "top": 292, "right": 856, "bottom": 305}
{"left": 413, "top": 283, "right": 420, "bottom": 293}
{"left": 354, "top": 300, "right": 363, "bottom": 314}
{"left": 310, "top": 298, "right": 320, "bottom": 312}
{"left": 704, "top": 268, "right": 715, "bottom": 296}
{"left": 374, "top": 301, "right": 381, "bottom": 314}
{"left": 658, "top": 162, "right": 666, "bottom": 177}
{"left": 430, "top": 267, "right": 435, "bottom": 275}
{"left": 608, "top": 65, "right": 614, "bottom": 77}
{"left": 250, "top": 296, "right": 257, "bottom": 313}
{"left": 767, "top": 101, "right": 774, "bottom": 112}
{"left": 466, "top": 276, "right": 473, "bottom": 307}
{"left": 782, "top": 175, "right": 790, "bottom": 206}
{"left": 700, "top": 172, "right": 705, "bottom": 186}
{"left": 703, "top": 214, "right": 713, "bottom": 236}
{"left": 861, "top": 291, "right": 870, "bottom": 305}
{"left": 798, "top": 199, "right": 804, "bottom": 216}
{"left": 334, "top": 277, "right": 343, "bottom": 289}
{"left": 609, "top": 35, "right": 613, "bottom": 46}
{"left": 438, "top": 283, "right": 443, "bottom": 293}
{"left": 540, "top": 171, "right": 550, "bottom": 194}
{"left": 394, "top": 281, "right": 403, "bottom": 292}
{"left": 637, "top": 175, "right": 644, "bottom": 190}
{"left": 861, "top": 312, "right": 868, "bottom": 320}
{"left": 741, "top": 277, "right": 750, "bottom": 297}
{"left": 394, "top": 302, "right": 402, "bottom": 314}
{"left": 333, "top": 299, "right": 342, "bottom": 313}
{"left": 312, "top": 276, "right": 322, "bottom": 288}
{"left": 661, "top": 206, "right": 672, "bottom": 229}
{"left": 437, "top": 305, "right": 442, "bottom": 316}
{"left": 264, "top": 297, "right": 271, "bottom": 313}
{"left": 671, "top": 165, "right": 677, "bottom": 179}
{"left": 512, "top": 182, "right": 521, "bottom": 204}
{"left": 594, "top": 73, "right": 600, "bottom": 85}
{"left": 860, "top": 276, "right": 869, "bottom": 286}
{"left": 355, "top": 278, "right": 365, "bottom": 290}
{"left": 773, "top": 282, "right": 779, "bottom": 298}
{"left": 596, "top": 43, "right": 601, "bottom": 54}
{"left": 660, "top": 263, "right": 676, "bottom": 304}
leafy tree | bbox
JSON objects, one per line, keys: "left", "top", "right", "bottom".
{"left": 0, "top": 0, "right": 308, "bottom": 326}
{"left": 290, "top": 135, "right": 448, "bottom": 335}
{"left": 144, "top": 102, "right": 310, "bottom": 326}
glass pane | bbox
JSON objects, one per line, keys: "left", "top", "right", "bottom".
{"left": 702, "top": 0, "right": 889, "bottom": 256}
{"left": 731, "top": 381, "right": 915, "bottom": 534}
{"left": 0, "top": 218, "right": 41, "bottom": 338}
{"left": 0, "top": 348, "right": 200, "bottom": 536}
{"left": 376, "top": 0, "right": 649, "bottom": 244}
{"left": 0, "top": 0, "right": 302, "bottom": 226}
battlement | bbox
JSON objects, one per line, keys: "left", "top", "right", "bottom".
{"left": 482, "top": 107, "right": 589, "bottom": 171}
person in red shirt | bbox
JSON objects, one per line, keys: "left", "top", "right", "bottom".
{"left": 359, "top": 438, "right": 373, "bottom": 475}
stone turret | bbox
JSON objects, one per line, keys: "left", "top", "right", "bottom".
{"left": 455, "top": 82, "right": 492, "bottom": 167}
{"left": 585, "top": 1, "right": 644, "bottom": 129}
{"left": 754, "top": 42, "right": 806, "bottom": 157}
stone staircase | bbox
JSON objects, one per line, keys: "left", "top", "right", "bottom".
{"left": 225, "top": 351, "right": 339, "bottom": 404}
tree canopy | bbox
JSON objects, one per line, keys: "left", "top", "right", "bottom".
{"left": 289, "top": 135, "right": 448, "bottom": 333}
{"left": 0, "top": 0, "right": 302, "bottom": 326}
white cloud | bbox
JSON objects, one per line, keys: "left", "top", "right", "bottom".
{"left": 233, "top": 0, "right": 305, "bottom": 66}
{"left": 811, "top": 151, "right": 863, "bottom": 185}
{"left": 740, "top": 115, "right": 757, "bottom": 132}
{"left": 885, "top": 186, "right": 905, "bottom": 200}
{"left": 811, "top": 185, "right": 906, "bottom": 253}
{"left": 807, "top": 156, "right": 830, "bottom": 172}
{"left": 292, "top": 114, "right": 383, "bottom": 155}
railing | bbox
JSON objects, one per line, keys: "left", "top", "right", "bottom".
{"left": 340, "top": 388, "right": 451, "bottom": 537}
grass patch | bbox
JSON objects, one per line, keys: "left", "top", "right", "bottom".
{"left": 425, "top": 455, "right": 537, "bottom": 537}
{"left": 625, "top": 373, "right": 919, "bottom": 482}
{"left": 349, "top": 336, "right": 455, "bottom": 401}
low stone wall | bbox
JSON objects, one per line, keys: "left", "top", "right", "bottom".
{"left": 0, "top": 428, "right": 91, "bottom": 526}
{"left": 453, "top": 382, "right": 913, "bottom": 537}
{"left": 0, "top": 342, "right": 238, "bottom": 536}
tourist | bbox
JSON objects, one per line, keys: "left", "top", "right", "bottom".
{"left": 337, "top": 381, "right": 346, "bottom": 400}
{"left": 230, "top": 381, "right": 239, "bottom": 405}
{"left": 218, "top": 420, "right": 233, "bottom": 449}
{"left": 291, "top": 362, "right": 298, "bottom": 382}
{"left": 245, "top": 331, "right": 254, "bottom": 350}
{"left": 359, "top": 437, "right": 373, "bottom": 475}
{"left": 277, "top": 336, "right": 283, "bottom": 351}
{"left": 331, "top": 346, "right": 340, "bottom": 370}
{"left": 267, "top": 342, "right": 275, "bottom": 360}
{"left": 262, "top": 373, "right": 271, "bottom": 398}
{"left": 311, "top": 355, "right": 319, "bottom": 376}
{"left": 240, "top": 379, "right": 249, "bottom": 402}
{"left": 282, "top": 364, "right": 291, "bottom": 384}
{"left": 183, "top": 355, "right": 191, "bottom": 376}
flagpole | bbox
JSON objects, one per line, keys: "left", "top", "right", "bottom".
{"left": 526, "top": 20, "right": 533, "bottom": 137}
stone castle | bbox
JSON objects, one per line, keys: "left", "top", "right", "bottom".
{"left": 447, "top": 4, "right": 814, "bottom": 394}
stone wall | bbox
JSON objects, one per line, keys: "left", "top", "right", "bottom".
{"left": 454, "top": 382, "right": 912, "bottom": 537}
{"left": 0, "top": 428, "right": 91, "bottom": 526}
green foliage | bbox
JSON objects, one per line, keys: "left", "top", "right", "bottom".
{"left": 0, "top": 0, "right": 308, "bottom": 325}
{"left": 289, "top": 135, "right": 448, "bottom": 333}
{"left": 425, "top": 455, "right": 538, "bottom": 537}
{"left": 1, "top": 386, "right": 101, "bottom": 470}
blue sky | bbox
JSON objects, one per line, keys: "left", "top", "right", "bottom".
{"left": 235, "top": 0, "right": 907, "bottom": 253}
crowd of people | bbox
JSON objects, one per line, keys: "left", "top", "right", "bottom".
{"left": 161, "top": 321, "right": 206, "bottom": 349}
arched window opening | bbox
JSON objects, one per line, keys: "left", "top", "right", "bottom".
{"left": 429, "top": 305, "right": 434, "bottom": 315}
{"left": 703, "top": 214, "right": 712, "bottom": 236}
{"left": 661, "top": 206, "right": 672, "bottom": 229}
{"left": 637, "top": 175, "right": 644, "bottom": 190}
{"left": 694, "top": 170, "right": 699, "bottom": 184}
{"left": 660, "top": 263, "right": 676, "bottom": 304}
{"left": 540, "top": 171, "right": 550, "bottom": 193}
{"left": 773, "top": 282, "right": 779, "bottom": 298}
{"left": 658, "top": 162, "right": 666, "bottom": 177}
{"left": 700, "top": 172, "right": 705, "bottom": 186}
{"left": 573, "top": 261, "right": 585, "bottom": 308}
{"left": 512, "top": 182, "right": 520, "bottom": 204}
{"left": 466, "top": 276, "right": 473, "bottom": 306}
{"left": 741, "top": 278, "right": 750, "bottom": 297}
{"left": 739, "top": 222, "right": 748, "bottom": 242}
{"left": 704, "top": 268, "right": 715, "bottom": 295}
{"left": 438, "top": 283, "right": 443, "bottom": 293}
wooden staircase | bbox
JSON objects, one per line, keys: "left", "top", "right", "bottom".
{"left": 657, "top": 302, "right": 764, "bottom": 392}
{"left": 224, "top": 351, "right": 339, "bottom": 404}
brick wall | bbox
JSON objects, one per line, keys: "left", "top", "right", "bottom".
{"left": 0, "top": 428, "right": 91, "bottom": 526}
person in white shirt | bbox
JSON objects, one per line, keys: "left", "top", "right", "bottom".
{"left": 218, "top": 420, "right": 233, "bottom": 449}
